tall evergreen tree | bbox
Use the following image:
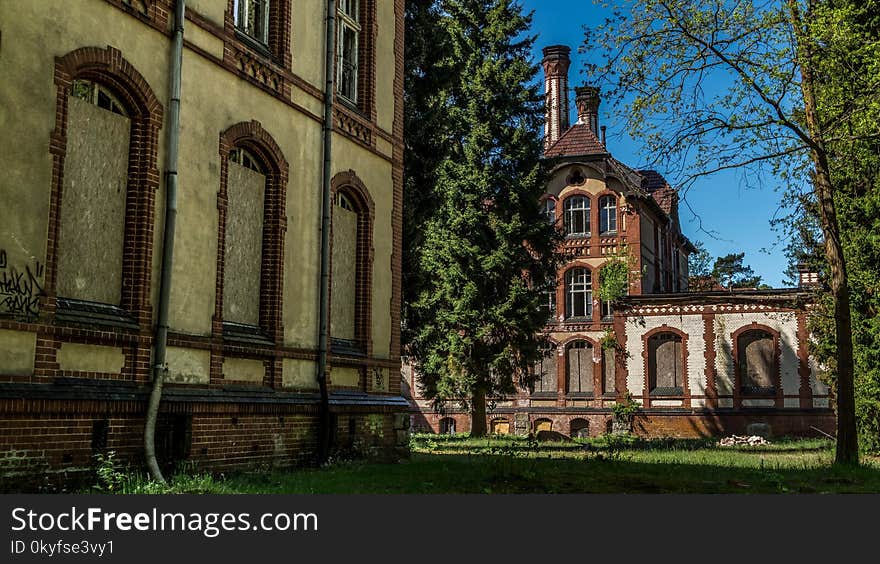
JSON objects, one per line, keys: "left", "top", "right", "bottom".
{"left": 408, "top": 0, "right": 560, "bottom": 436}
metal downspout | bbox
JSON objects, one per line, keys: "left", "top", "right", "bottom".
{"left": 145, "top": 0, "right": 185, "bottom": 483}
{"left": 316, "top": 0, "right": 337, "bottom": 463}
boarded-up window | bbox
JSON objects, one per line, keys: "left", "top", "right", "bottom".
{"left": 491, "top": 418, "right": 510, "bottom": 435}
{"left": 648, "top": 332, "right": 683, "bottom": 392}
{"left": 602, "top": 347, "right": 615, "bottom": 394}
{"left": 570, "top": 418, "right": 589, "bottom": 438}
{"left": 331, "top": 194, "right": 358, "bottom": 342}
{"left": 738, "top": 330, "right": 775, "bottom": 393}
{"left": 56, "top": 93, "right": 130, "bottom": 305}
{"left": 567, "top": 340, "right": 593, "bottom": 394}
{"left": 223, "top": 156, "right": 265, "bottom": 326}
{"left": 534, "top": 418, "right": 552, "bottom": 432}
{"left": 532, "top": 345, "right": 557, "bottom": 393}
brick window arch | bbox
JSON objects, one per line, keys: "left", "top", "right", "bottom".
{"left": 330, "top": 171, "right": 375, "bottom": 355}
{"left": 647, "top": 331, "right": 685, "bottom": 395}
{"left": 570, "top": 418, "right": 590, "bottom": 438}
{"left": 47, "top": 46, "right": 163, "bottom": 327}
{"left": 490, "top": 417, "right": 510, "bottom": 435}
{"left": 533, "top": 418, "right": 553, "bottom": 432}
{"left": 215, "top": 121, "right": 289, "bottom": 343}
{"left": 732, "top": 325, "right": 780, "bottom": 397}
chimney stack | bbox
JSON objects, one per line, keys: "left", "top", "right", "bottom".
{"left": 797, "top": 264, "right": 820, "bottom": 288}
{"left": 575, "top": 85, "right": 601, "bottom": 137}
{"left": 541, "top": 45, "right": 571, "bottom": 149}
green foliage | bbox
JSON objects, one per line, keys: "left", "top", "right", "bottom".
{"left": 711, "top": 252, "right": 762, "bottom": 289}
{"left": 611, "top": 392, "right": 640, "bottom": 424}
{"left": 688, "top": 241, "right": 715, "bottom": 291}
{"left": 598, "top": 245, "right": 633, "bottom": 302}
{"left": 778, "top": 0, "right": 880, "bottom": 453}
{"left": 406, "top": 0, "right": 562, "bottom": 425}
{"left": 91, "top": 451, "right": 231, "bottom": 494}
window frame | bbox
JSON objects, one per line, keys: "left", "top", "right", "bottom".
{"left": 599, "top": 194, "right": 617, "bottom": 234}
{"left": 647, "top": 331, "right": 685, "bottom": 396}
{"left": 234, "top": 0, "right": 271, "bottom": 46}
{"left": 565, "top": 340, "right": 595, "bottom": 396}
{"left": 563, "top": 195, "right": 590, "bottom": 237}
{"left": 336, "top": 0, "right": 361, "bottom": 104}
{"left": 565, "top": 267, "right": 592, "bottom": 319}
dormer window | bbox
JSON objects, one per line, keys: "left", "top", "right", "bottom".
{"left": 234, "top": 0, "right": 270, "bottom": 45}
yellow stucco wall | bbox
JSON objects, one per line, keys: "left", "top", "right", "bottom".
{"left": 282, "top": 358, "right": 319, "bottom": 391}
{"left": 0, "top": 330, "right": 37, "bottom": 377}
{"left": 0, "top": 0, "right": 400, "bottom": 375}
{"left": 57, "top": 343, "right": 125, "bottom": 374}
{"left": 223, "top": 357, "right": 265, "bottom": 383}
{"left": 166, "top": 346, "right": 212, "bottom": 385}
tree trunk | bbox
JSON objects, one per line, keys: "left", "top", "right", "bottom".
{"left": 789, "top": 0, "right": 859, "bottom": 464}
{"left": 470, "top": 387, "right": 488, "bottom": 437}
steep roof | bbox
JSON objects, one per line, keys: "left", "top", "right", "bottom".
{"left": 543, "top": 123, "right": 607, "bottom": 158}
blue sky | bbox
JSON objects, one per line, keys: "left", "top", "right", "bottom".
{"left": 519, "top": 0, "right": 794, "bottom": 288}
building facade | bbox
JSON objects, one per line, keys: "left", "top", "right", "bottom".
{"left": 0, "top": 0, "right": 408, "bottom": 491}
{"left": 406, "top": 45, "right": 834, "bottom": 439}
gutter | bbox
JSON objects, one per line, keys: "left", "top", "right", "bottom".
{"left": 315, "top": 0, "right": 337, "bottom": 463}
{"left": 144, "top": 0, "right": 185, "bottom": 483}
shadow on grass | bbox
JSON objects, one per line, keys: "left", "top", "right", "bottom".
{"left": 223, "top": 447, "right": 880, "bottom": 495}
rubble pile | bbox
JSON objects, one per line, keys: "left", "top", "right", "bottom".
{"left": 718, "top": 435, "right": 770, "bottom": 447}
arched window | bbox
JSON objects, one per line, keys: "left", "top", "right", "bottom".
{"left": 223, "top": 147, "right": 267, "bottom": 328}
{"left": 531, "top": 344, "right": 557, "bottom": 394}
{"left": 648, "top": 332, "right": 684, "bottom": 394}
{"left": 491, "top": 417, "right": 510, "bottom": 435}
{"left": 330, "top": 172, "right": 374, "bottom": 354}
{"left": 563, "top": 196, "right": 590, "bottom": 236}
{"left": 565, "top": 268, "right": 592, "bottom": 319}
{"left": 570, "top": 418, "right": 590, "bottom": 438}
{"left": 56, "top": 79, "right": 133, "bottom": 308}
{"left": 602, "top": 347, "right": 616, "bottom": 395}
{"left": 216, "top": 121, "right": 289, "bottom": 343}
{"left": 599, "top": 195, "right": 617, "bottom": 233}
{"left": 439, "top": 417, "right": 456, "bottom": 435}
{"left": 737, "top": 329, "right": 777, "bottom": 394}
{"left": 566, "top": 340, "right": 594, "bottom": 395}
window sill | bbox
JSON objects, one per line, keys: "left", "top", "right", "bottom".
{"left": 529, "top": 392, "right": 557, "bottom": 399}
{"left": 566, "top": 392, "right": 594, "bottom": 399}
{"left": 232, "top": 28, "right": 285, "bottom": 67}
{"left": 55, "top": 298, "right": 139, "bottom": 330}
{"left": 222, "top": 322, "right": 273, "bottom": 346}
{"left": 564, "top": 233, "right": 591, "bottom": 240}
{"left": 599, "top": 231, "right": 618, "bottom": 237}
{"left": 331, "top": 338, "right": 366, "bottom": 357}
{"left": 563, "top": 316, "right": 593, "bottom": 324}
{"left": 740, "top": 386, "right": 777, "bottom": 396}
{"left": 649, "top": 387, "right": 684, "bottom": 397}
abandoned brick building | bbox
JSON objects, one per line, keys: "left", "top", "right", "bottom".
{"left": 0, "top": 0, "right": 409, "bottom": 491}
{"left": 405, "top": 45, "right": 835, "bottom": 439}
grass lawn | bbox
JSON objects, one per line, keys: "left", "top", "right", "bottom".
{"left": 131, "top": 434, "right": 880, "bottom": 494}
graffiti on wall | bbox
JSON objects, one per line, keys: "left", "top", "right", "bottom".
{"left": 0, "top": 249, "right": 44, "bottom": 320}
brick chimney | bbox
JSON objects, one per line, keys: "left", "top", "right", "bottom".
{"left": 797, "top": 264, "right": 820, "bottom": 288}
{"left": 575, "top": 85, "right": 601, "bottom": 137}
{"left": 542, "top": 45, "right": 571, "bottom": 149}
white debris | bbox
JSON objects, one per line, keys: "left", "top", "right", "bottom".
{"left": 718, "top": 435, "right": 770, "bottom": 447}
